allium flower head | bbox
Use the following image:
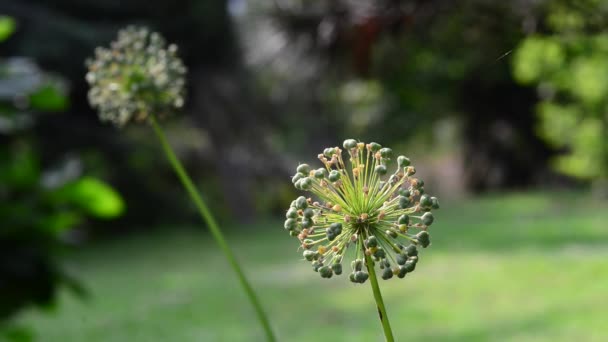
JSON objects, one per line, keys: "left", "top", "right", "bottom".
{"left": 85, "top": 26, "right": 186, "bottom": 127}
{"left": 285, "top": 140, "right": 439, "bottom": 283}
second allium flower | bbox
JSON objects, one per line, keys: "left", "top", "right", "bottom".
{"left": 285, "top": 140, "right": 439, "bottom": 283}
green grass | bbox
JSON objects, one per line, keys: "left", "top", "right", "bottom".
{"left": 15, "top": 191, "right": 608, "bottom": 341}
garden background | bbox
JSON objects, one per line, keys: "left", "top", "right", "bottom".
{"left": 1, "top": 0, "right": 607, "bottom": 341}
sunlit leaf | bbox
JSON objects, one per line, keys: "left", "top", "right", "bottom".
{"left": 0, "top": 16, "right": 16, "bottom": 42}
{"left": 54, "top": 177, "right": 125, "bottom": 219}
{"left": 29, "top": 84, "right": 70, "bottom": 112}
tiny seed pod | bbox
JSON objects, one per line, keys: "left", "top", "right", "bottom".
{"left": 403, "top": 259, "right": 417, "bottom": 273}
{"left": 404, "top": 244, "right": 418, "bottom": 257}
{"left": 373, "top": 247, "right": 386, "bottom": 259}
{"left": 365, "top": 236, "right": 378, "bottom": 248}
{"left": 343, "top": 139, "right": 358, "bottom": 149}
{"left": 382, "top": 267, "right": 394, "bottom": 280}
{"left": 419, "top": 194, "right": 432, "bottom": 208}
{"left": 349, "top": 272, "right": 357, "bottom": 283}
{"left": 399, "top": 196, "right": 410, "bottom": 209}
{"left": 330, "top": 222, "right": 343, "bottom": 235}
{"left": 292, "top": 173, "right": 304, "bottom": 184}
{"left": 297, "top": 163, "right": 311, "bottom": 174}
{"left": 421, "top": 212, "right": 434, "bottom": 226}
{"left": 312, "top": 260, "right": 323, "bottom": 272}
{"left": 319, "top": 265, "right": 333, "bottom": 278}
{"left": 375, "top": 164, "right": 388, "bottom": 175}
{"left": 303, "top": 208, "right": 314, "bottom": 218}
{"left": 379, "top": 147, "right": 393, "bottom": 159}
{"left": 352, "top": 259, "right": 363, "bottom": 271}
{"left": 299, "top": 177, "right": 313, "bottom": 190}
{"left": 303, "top": 250, "right": 316, "bottom": 261}
{"left": 354, "top": 271, "right": 369, "bottom": 283}
{"left": 301, "top": 217, "right": 313, "bottom": 229}
{"left": 397, "top": 265, "right": 408, "bottom": 278}
{"left": 416, "top": 231, "right": 431, "bottom": 248}
{"left": 295, "top": 196, "right": 308, "bottom": 209}
{"left": 397, "top": 155, "right": 411, "bottom": 168}
{"left": 431, "top": 196, "right": 440, "bottom": 209}
{"left": 314, "top": 168, "right": 328, "bottom": 179}
{"left": 399, "top": 188, "right": 411, "bottom": 197}
{"left": 396, "top": 253, "right": 408, "bottom": 265}
{"left": 284, "top": 218, "right": 297, "bottom": 230}
{"left": 386, "top": 229, "right": 398, "bottom": 238}
{"left": 369, "top": 142, "right": 382, "bottom": 152}
{"left": 328, "top": 170, "right": 341, "bottom": 182}
{"left": 331, "top": 263, "right": 343, "bottom": 275}
{"left": 286, "top": 208, "right": 298, "bottom": 219}
{"left": 323, "top": 147, "right": 336, "bottom": 157}
{"left": 398, "top": 214, "right": 410, "bottom": 225}
{"left": 326, "top": 228, "right": 336, "bottom": 241}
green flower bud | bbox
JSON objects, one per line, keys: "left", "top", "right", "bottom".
{"left": 379, "top": 148, "right": 393, "bottom": 159}
{"left": 352, "top": 259, "right": 363, "bottom": 272}
{"left": 398, "top": 214, "right": 410, "bottom": 225}
{"left": 369, "top": 142, "right": 382, "bottom": 152}
{"left": 399, "top": 188, "right": 411, "bottom": 197}
{"left": 404, "top": 244, "right": 418, "bottom": 257}
{"left": 416, "top": 231, "right": 431, "bottom": 248}
{"left": 354, "top": 271, "right": 369, "bottom": 283}
{"left": 299, "top": 177, "right": 313, "bottom": 190}
{"left": 314, "top": 168, "right": 328, "bottom": 179}
{"left": 319, "top": 265, "right": 333, "bottom": 278}
{"left": 418, "top": 187, "right": 425, "bottom": 195}
{"left": 328, "top": 170, "right": 341, "bottom": 182}
{"left": 286, "top": 208, "right": 298, "bottom": 219}
{"left": 301, "top": 217, "right": 313, "bottom": 229}
{"left": 303, "top": 250, "right": 316, "bottom": 261}
{"left": 396, "top": 253, "right": 408, "bottom": 265}
{"left": 284, "top": 218, "right": 297, "bottom": 230}
{"left": 297, "top": 164, "right": 311, "bottom": 175}
{"left": 343, "top": 139, "right": 358, "bottom": 149}
{"left": 399, "top": 196, "right": 410, "bottom": 209}
{"left": 303, "top": 208, "right": 314, "bottom": 218}
{"left": 295, "top": 196, "right": 308, "bottom": 209}
{"left": 365, "top": 236, "right": 378, "bottom": 248}
{"left": 421, "top": 212, "right": 434, "bottom": 226}
{"left": 419, "top": 194, "right": 432, "bottom": 208}
{"left": 290, "top": 200, "right": 297, "bottom": 208}
{"left": 375, "top": 164, "right": 388, "bottom": 175}
{"left": 397, "top": 155, "right": 411, "bottom": 168}
{"left": 292, "top": 173, "right": 304, "bottom": 184}
{"left": 349, "top": 272, "right": 357, "bottom": 283}
{"left": 289, "top": 230, "right": 299, "bottom": 237}
{"left": 381, "top": 267, "right": 393, "bottom": 280}
{"left": 431, "top": 196, "right": 440, "bottom": 209}
{"left": 331, "top": 263, "right": 343, "bottom": 275}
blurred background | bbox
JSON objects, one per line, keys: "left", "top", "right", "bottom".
{"left": 1, "top": 0, "right": 607, "bottom": 341}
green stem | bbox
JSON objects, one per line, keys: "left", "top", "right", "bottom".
{"left": 364, "top": 253, "right": 395, "bottom": 342}
{"left": 149, "top": 115, "right": 276, "bottom": 341}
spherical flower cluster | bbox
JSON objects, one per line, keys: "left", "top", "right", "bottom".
{"left": 284, "top": 140, "right": 439, "bottom": 283}
{"left": 85, "top": 26, "right": 186, "bottom": 127}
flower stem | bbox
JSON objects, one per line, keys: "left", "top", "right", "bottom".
{"left": 364, "top": 253, "right": 395, "bottom": 342}
{"left": 149, "top": 115, "right": 276, "bottom": 341}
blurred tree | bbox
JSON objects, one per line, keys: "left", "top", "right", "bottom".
{"left": 513, "top": 0, "right": 608, "bottom": 192}
{"left": 257, "top": 0, "right": 557, "bottom": 192}
{"left": 0, "top": 20, "right": 124, "bottom": 326}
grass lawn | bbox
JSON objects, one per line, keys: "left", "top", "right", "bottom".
{"left": 15, "top": 191, "right": 608, "bottom": 341}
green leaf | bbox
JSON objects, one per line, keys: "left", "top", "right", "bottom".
{"left": 29, "top": 84, "right": 70, "bottom": 112}
{"left": 0, "top": 16, "right": 16, "bottom": 42}
{"left": 54, "top": 177, "right": 125, "bottom": 219}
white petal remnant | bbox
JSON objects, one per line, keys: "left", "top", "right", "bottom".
{"left": 85, "top": 26, "right": 186, "bottom": 127}
{"left": 285, "top": 140, "right": 439, "bottom": 283}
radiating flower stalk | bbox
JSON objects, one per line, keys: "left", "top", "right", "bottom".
{"left": 285, "top": 139, "right": 439, "bottom": 341}
{"left": 86, "top": 26, "right": 275, "bottom": 341}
